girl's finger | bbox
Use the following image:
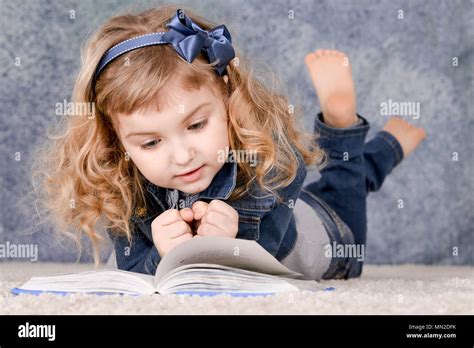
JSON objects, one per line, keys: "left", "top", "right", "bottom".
{"left": 201, "top": 210, "right": 229, "bottom": 229}
{"left": 192, "top": 201, "right": 209, "bottom": 220}
{"left": 207, "top": 200, "right": 238, "bottom": 221}
{"left": 197, "top": 222, "right": 226, "bottom": 237}
{"left": 168, "top": 220, "right": 193, "bottom": 239}
{"left": 155, "top": 209, "right": 181, "bottom": 227}
{"left": 179, "top": 207, "right": 194, "bottom": 222}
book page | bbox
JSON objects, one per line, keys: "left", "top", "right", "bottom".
{"left": 15, "top": 269, "right": 156, "bottom": 295}
{"left": 154, "top": 236, "right": 303, "bottom": 285}
{"left": 156, "top": 264, "right": 302, "bottom": 294}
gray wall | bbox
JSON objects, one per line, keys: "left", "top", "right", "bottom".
{"left": 1, "top": 0, "right": 473, "bottom": 264}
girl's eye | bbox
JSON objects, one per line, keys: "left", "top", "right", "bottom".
{"left": 141, "top": 140, "right": 160, "bottom": 149}
{"left": 188, "top": 119, "right": 207, "bottom": 131}
{"left": 140, "top": 120, "right": 208, "bottom": 150}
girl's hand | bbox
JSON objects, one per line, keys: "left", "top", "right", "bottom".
{"left": 190, "top": 200, "right": 239, "bottom": 238}
{"left": 151, "top": 209, "right": 194, "bottom": 257}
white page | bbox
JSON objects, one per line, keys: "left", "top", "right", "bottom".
{"left": 18, "top": 269, "right": 155, "bottom": 295}
{"left": 154, "top": 236, "right": 303, "bottom": 286}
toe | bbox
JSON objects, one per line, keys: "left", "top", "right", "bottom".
{"left": 314, "top": 49, "right": 324, "bottom": 56}
{"left": 304, "top": 53, "right": 317, "bottom": 65}
{"left": 417, "top": 127, "right": 427, "bottom": 139}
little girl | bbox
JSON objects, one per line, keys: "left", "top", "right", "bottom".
{"left": 31, "top": 5, "right": 425, "bottom": 280}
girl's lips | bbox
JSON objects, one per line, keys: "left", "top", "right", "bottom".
{"left": 176, "top": 165, "right": 205, "bottom": 182}
{"left": 176, "top": 165, "right": 203, "bottom": 176}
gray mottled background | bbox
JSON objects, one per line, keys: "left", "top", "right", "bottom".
{"left": 1, "top": 0, "right": 473, "bottom": 264}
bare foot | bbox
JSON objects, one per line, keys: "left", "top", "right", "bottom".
{"left": 382, "top": 117, "right": 427, "bottom": 158}
{"left": 305, "top": 49, "right": 358, "bottom": 128}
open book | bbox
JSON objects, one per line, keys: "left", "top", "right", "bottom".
{"left": 12, "top": 236, "right": 326, "bottom": 297}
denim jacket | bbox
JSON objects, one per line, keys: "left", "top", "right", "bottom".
{"left": 108, "top": 150, "right": 307, "bottom": 275}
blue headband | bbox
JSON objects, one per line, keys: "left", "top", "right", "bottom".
{"left": 91, "top": 9, "right": 235, "bottom": 94}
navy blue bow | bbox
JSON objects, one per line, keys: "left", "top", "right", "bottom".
{"left": 92, "top": 9, "right": 235, "bottom": 95}
{"left": 162, "top": 9, "right": 235, "bottom": 76}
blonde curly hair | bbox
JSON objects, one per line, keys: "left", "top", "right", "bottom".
{"left": 26, "top": 5, "right": 325, "bottom": 266}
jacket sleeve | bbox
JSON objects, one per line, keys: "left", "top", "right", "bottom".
{"left": 256, "top": 149, "right": 307, "bottom": 259}
{"left": 107, "top": 225, "right": 162, "bottom": 275}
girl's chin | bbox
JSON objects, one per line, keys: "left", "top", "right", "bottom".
{"left": 179, "top": 180, "right": 210, "bottom": 195}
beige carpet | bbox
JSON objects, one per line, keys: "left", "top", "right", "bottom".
{"left": 1, "top": 262, "right": 472, "bottom": 315}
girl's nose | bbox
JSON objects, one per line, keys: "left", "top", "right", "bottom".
{"left": 171, "top": 143, "right": 195, "bottom": 164}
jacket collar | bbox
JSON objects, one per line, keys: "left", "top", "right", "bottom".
{"left": 133, "top": 159, "right": 237, "bottom": 222}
